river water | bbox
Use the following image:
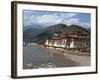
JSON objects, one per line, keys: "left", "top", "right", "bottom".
{"left": 23, "top": 43, "right": 80, "bottom": 69}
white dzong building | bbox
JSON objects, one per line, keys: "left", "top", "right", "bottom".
{"left": 45, "top": 31, "right": 88, "bottom": 49}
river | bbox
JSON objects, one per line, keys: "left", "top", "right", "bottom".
{"left": 23, "top": 43, "right": 80, "bottom": 69}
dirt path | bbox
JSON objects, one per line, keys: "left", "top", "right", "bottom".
{"left": 63, "top": 53, "right": 91, "bottom": 66}
{"left": 49, "top": 53, "right": 81, "bottom": 67}
{"left": 42, "top": 47, "right": 91, "bottom": 67}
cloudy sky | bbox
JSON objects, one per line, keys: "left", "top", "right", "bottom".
{"left": 23, "top": 10, "right": 91, "bottom": 28}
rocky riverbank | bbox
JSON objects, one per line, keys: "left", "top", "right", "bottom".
{"left": 38, "top": 45, "right": 91, "bottom": 66}
{"left": 38, "top": 45, "right": 90, "bottom": 56}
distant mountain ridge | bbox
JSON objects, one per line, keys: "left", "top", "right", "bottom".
{"left": 23, "top": 24, "right": 46, "bottom": 31}
{"left": 23, "top": 24, "right": 90, "bottom": 44}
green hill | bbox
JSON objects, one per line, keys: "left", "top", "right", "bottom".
{"left": 23, "top": 24, "right": 89, "bottom": 44}
{"left": 66, "top": 25, "right": 88, "bottom": 33}
{"left": 23, "top": 28, "right": 45, "bottom": 43}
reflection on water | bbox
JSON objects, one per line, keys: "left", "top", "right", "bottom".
{"left": 23, "top": 43, "right": 55, "bottom": 69}
{"left": 23, "top": 43, "right": 80, "bottom": 69}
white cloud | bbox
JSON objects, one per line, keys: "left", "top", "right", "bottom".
{"left": 78, "top": 22, "right": 90, "bottom": 28}
{"left": 64, "top": 18, "right": 80, "bottom": 26}
{"left": 67, "top": 13, "right": 77, "bottom": 18}
{"left": 25, "top": 13, "right": 77, "bottom": 26}
{"left": 59, "top": 13, "right": 77, "bottom": 19}
{"left": 24, "top": 12, "right": 90, "bottom": 28}
{"left": 34, "top": 13, "right": 62, "bottom": 26}
{"left": 24, "top": 12, "right": 77, "bottom": 26}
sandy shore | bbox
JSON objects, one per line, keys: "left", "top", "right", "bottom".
{"left": 39, "top": 46, "right": 91, "bottom": 66}
{"left": 64, "top": 53, "right": 90, "bottom": 66}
